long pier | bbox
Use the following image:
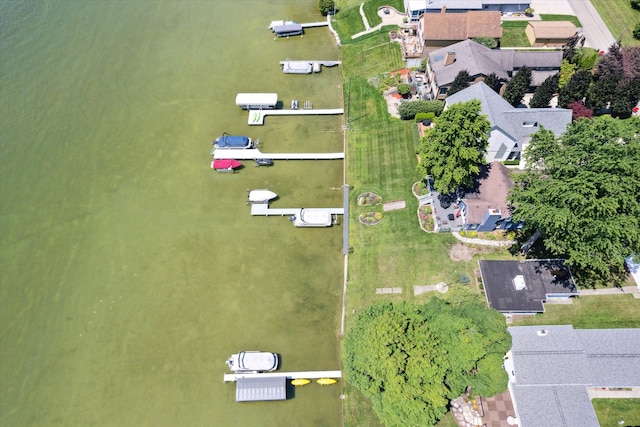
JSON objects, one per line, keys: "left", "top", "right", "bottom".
{"left": 250, "top": 204, "right": 344, "bottom": 216}
{"left": 248, "top": 108, "right": 343, "bottom": 125}
{"left": 212, "top": 148, "right": 344, "bottom": 160}
{"left": 224, "top": 370, "right": 341, "bottom": 382}
{"left": 301, "top": 21, "right": 329, "bottom": 28}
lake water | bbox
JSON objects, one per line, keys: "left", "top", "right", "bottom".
{"left": 0, "top": 1, "right": 344, "bottom": 425}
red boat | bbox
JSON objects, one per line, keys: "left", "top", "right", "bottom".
{"left": 211, "top": 159, "right": 242, "bottom": 172}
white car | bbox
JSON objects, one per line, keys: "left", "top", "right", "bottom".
{"left": 226, "top": 351, "right": 278, "bottom": 373}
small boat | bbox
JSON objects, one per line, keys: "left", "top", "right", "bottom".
{"left": 255, "top": 158, "right": 274, "bottom": 167}
{"left": 248, "top": 189, "right": 278, "bottom": 204}
{"left": 291, "top": 99, "right": 299, "bottom": 110}
{"left": 213, "top": 133, "right": 254, "bottom": 149}
{"left": 282, "top": 60, "right": 313, "bottom": 74}
{"left": 226, "top": 351, "right": 279, "bottom": 373}
{"left": 291, "top": 378, "right": 311, "bottom": 387}
{"left": 289, "top": 209, "right": 333, "bottom": 227}
{"left": 211, "top": 159, "right": 242, "bottom": 172}
{"left": 316, "top": 378, "right": 337, "bottom": 386}
{"left": 268, "top": 20, "right": 297, "bottom": 31}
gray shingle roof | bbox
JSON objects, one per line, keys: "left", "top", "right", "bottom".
{"left": 507, "top": 325, "right": 640, "bottom": 427}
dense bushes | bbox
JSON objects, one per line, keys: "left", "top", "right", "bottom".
{"left": 398, "top": 100, "right": 444, "bottom": 120}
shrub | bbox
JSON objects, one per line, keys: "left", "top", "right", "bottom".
{"left": 415, "top": 112, "right": 429, "bottom": 122}
{"left": 317, "top": 0, "right": 334, "bottom": 16}
{"left": 397, "top": 83, "right": 410, "bottom": 96}
{"left": 635, "top": 22, "right": 640, "bottom": 39}
{"left": 632, "top": 0, "right": 640, "bottom": 10}
{"left": 374, "top": 212, "right": 383, "bottom": 220}
{"left": 473, "top": 37, "right": 498, "bottom": 49}
{"left": 397, "top": 100, "right": 444, "bottom": 120}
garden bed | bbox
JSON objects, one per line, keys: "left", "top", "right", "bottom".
{"left": 357, "top": 191, "right": 382, "bottom": 206}
{"left": 412, "top": 181, "right": 429, "bottom": 197}
{"left": 359, "top": 212, "right": 383, "bottom": 225}
{"left": 417, "top": 204, "right": 434, "bottom": 231}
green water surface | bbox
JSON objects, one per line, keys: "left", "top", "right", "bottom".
{"left": 0, "top": 1, "right": 344, "bottom": 425}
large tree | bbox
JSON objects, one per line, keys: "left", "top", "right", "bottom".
{"left": 416, "top": 100, "right": 490, "bottom": 194}
{"left": 447, "top": 70, "right": 470, "bottom": 96}
{"left": 509, "top": 117, "right": 640, "bottom": 285}
{"left": 343, "top": 299, "right": 511, "bottom": 427}
{"left": 503, "top": 66, "right": 531, "bottom": 106}
{"left": 530, "top": 73, "right": 559, "bottom": 108}
{"left": 483, "top": 73, "right": 502, "bottom": 94}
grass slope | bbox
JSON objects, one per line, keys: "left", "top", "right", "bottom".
{"left": 590, "top": 0, "right": 640, "bottom": 47}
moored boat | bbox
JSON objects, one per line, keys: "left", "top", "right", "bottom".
{"left": 255, "top": 158, "right": 274, "bottom": 167}
{"left": 226, "top": 351, "right": 279, "bottom": 373}
{"left": 248, "top": 189, "right": 278, "bottom": 204}
{"left": 316, "top": 378, "right": 337, "bottom": 385}
{"left": 211, "top": 159, "right": 242, "bottom": 172}
{"left": 291, "top": 378, "right": 311, "bottom": 386}
{"left": 268, "top": 20, "right": 297, "bottom": 31}
{"left": 213, "top": 133, "right": 254, "bottom": 149}
{"left": 289, "top": 209, "right": 333, "bottom": 227}
{"left": 273, "top": 24, "right": 303, "bottom": 38}
{"left": 282, "top": 60, "right": 313, "bottom": 74}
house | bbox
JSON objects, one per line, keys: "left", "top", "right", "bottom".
{"left": 505, "top": 325, "right": 640, "bottom": 427}
{"left": 424, "top": 39, "right": 563, "bottom": 100}
{"left": 458, "top": 162, "right": 516, "bottom": 231}
{"left": 421, "top": 10, "right": 503, "bottom": 48}
{"left": 445, "top": 82, "right": 572, "bottom": 162}
{"left": 525, "top": 21, "right": 577, "bottom": 47}
{"left": 478, "top": 259, "right": 578, "bottom": 314}
{"left": 404, "top": 0, "right": 530, "bottom": 22}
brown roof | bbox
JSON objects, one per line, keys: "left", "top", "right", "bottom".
{"left": 423, "top": 11, "right": 503, "bottom": 41}
{"left": 527, "top": 21, "right": 577, "bottom": 39}
{"left": 463, "top": 162, "right": 514, "bottom": 224}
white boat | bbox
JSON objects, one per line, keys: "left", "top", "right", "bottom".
{"left": 290, "top": 208, "right": 333, "bottom": 227}
{"left": 248, "top": 189, "right": 278, "bottom": 204}
{"left": 282, "top": 60, "right": 313, "bottom": 74}
{"left": 268, "top": 20, "right": 296, "bottom": 30}
{"left": 226, "top": 351, "right": 278, "bottom": 373}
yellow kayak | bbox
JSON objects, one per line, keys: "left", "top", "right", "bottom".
{"left": 291, "top": 378, "right": 311, "bottom": 386}
{"left": 316, "top": 378, "right": 338, "bottom": 386}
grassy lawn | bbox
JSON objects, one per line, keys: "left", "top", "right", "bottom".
{"left": 500, "top": 21, "right": 530, "bottom": 47}
{"left": 590, "top": 0, "right": 640, "bottom": 47}
{"left": 593, "top": 399, "right": 640, "bottom": 427}
{"left": 539, "top": 14, "right": 582, "bottom": 27}
{"left": 511, "top": 294, "right": 640, "bottom": 329}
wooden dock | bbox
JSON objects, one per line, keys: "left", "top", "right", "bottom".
{"left": 224, "top": 370, "right": 341, "bottom": 382}
{"left": 250, "top": 204, "right": 344, "bottom": 216}
{"left": 300, "top": 21, "right": 329, "bottom": 28}
{"left": 248, "top": 108, "right": 343, "bottom": 125}
{"left": 212, "top": 148, "right": 344, "bottom": 160}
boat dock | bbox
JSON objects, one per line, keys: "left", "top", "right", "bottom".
{"left": 280, "top": 60, "right": 340, "bottom": 67}
{"left": 248, "top": 108, "right": 343, "bottom": 125}
{"left": 300, "top": 21, "right": 329, "bottom": 28}
{"left": 280, "top": 59, "right": 341, "bottom": 74}
{"left": 212, "top": 148, "right": 344, "bottom": 160}
{"left": 224, "top": 370, "right": 342, "bottom": 382}
{"left": 250, "top": 204, "right": 344, "bottom": 217}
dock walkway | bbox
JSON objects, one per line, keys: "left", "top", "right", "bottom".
{"left": 301, "top": 21, "right": 328, "bottom": 28}
{"left": 224, "top": 370, "right": 341, "bottom": 382}
{"left": 279, "top": 60, "right": 341, "bottom": 67}
{"left": 248, "top": 108, "right": 343, "bottom": 125}
{"left": 212, "top": 148, "right": 344, "bottom": 160}
{"left": 250, "top": 204, "right": 344, "bottom": 216}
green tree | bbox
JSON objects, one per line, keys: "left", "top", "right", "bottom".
{"left": 635, "top": 22, "right": 640, "bottom": 39}
{"left": 530, "top": 74, "right": 559, "bottom": 108}
{"left": 317, "top": 0, "right": 335, "bottom": 16}
{"left": 558, "top": 59, "right": 577, "bottom": 90}
{"left": 483, "top": 73, "right": 502, "bottom": 94}
{"left": 397, "top": 100, "right": 444, "bottom": 120}
{"left": 447, "top": 70, "right": 470, "bottom": 96}
{"left": 631, "top": 0, "right": 640, "bottom": 10}
{"left": 508, "top": 117, "right": 640, "bottom": 286}
{"left": 343, "top": 299, "right": 511, "bottom": 427}
{"left": 417, "top": 100, "right": 490, "bottom": 194}
{"left": 397, "top": 83, "right": 410, "bottom": 97}
{"left": 503, "top": 66, "right": 531, "bottom": 106}
{"left": 557, "top": 69, "right": 592, "bottom": 108}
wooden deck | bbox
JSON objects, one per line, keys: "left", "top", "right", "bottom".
{"left": 250, "top": 204, "right": 344, "bottom": 216}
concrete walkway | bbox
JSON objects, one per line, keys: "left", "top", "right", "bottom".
{"left": 577, "top": 286, "right": 639, "bottom": 296}
{"left": 351, "top": 5, "right": 405, "bottom": 39}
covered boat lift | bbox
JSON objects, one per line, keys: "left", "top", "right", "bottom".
{"left": 235, "top": 93, "right": 278, "bottom": 110}
{"left": 235, "top": 377, "right": 286, "bottom": 402}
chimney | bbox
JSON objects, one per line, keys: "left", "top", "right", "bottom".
{"left": 441, "top": 6, "right": 446, "bottom": 13}
{"left": 444, "top": 51, "right": 456, "bottom": 66}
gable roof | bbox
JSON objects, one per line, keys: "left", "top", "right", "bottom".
{"left": 479, "top": 259, "right": 578, "bottom": 312}
{"left": 462, "top": 161, "right": 514, "bottom": 224}
{"left": 527, "top": 21, "right": 577, "bottom": 39}
{"left": 423, "top": 11, "right": 503, "bottom": 41}
{"left": 445, "top": 81, "right": 572, "bottom": 142}
{"left": 428, "top": 40, "right": 563, "bottom": 87}
{"left": 507, "top": 325, "right": 640, "bottom": 427}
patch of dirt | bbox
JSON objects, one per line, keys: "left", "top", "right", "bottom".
{"left": 448, "top": 243, "right": 494, "bottom": 261}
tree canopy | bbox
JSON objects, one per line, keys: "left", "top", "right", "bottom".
{"left": 503, "top": 66, "right": 531, "bottom": 106}
{"left": 317, "top": 0, "right": 335, "bottom": 15}
{"left": 483, "top": 73, "right": 502, "bottom": 94}
{"left": 530, "top": 73, "right": 559, "bottom": 108}
{"left": 343, "top": 299, "right": 511, "bottom": 427}
{"left": 509, "top": 117, "right": 640, "bottom": 285}
{"left": 448, "top": 70, "right": 470, "bottom": 96}
{"left": 417, "top": 100, "right": 490, "bottom": 194}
